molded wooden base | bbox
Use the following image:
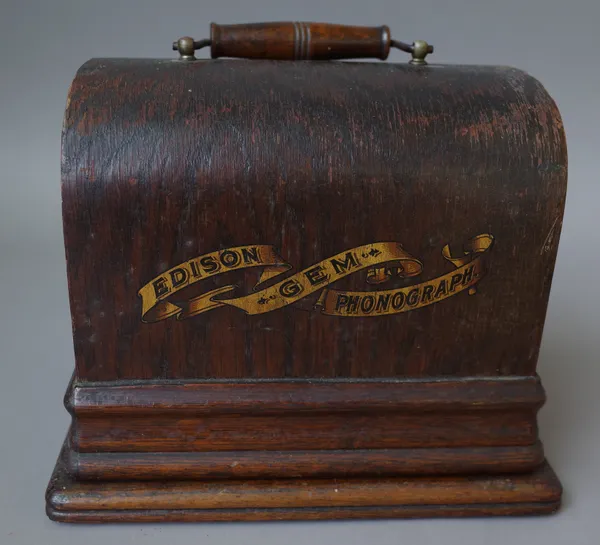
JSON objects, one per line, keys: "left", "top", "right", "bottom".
{"left": 46, "top": 450, "right": 562, "bottom": 523}
{"left": 64, "top": 376, "right": 547, "bottom": 480}
{"left": 48, "top": 376, "right": 562, "bottom": 522}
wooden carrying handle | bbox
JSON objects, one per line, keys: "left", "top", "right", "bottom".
{"left": 173, "top": 23, "right": 433, "bottom": 63}
{"left": 210, "top": 22, "right": 392, "bottom": 61}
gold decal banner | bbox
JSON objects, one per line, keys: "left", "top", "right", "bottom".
{"left": 138, "top": 234, "right": 494, "bottom": 322}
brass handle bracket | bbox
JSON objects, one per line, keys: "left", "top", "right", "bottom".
{"left": 172, "top": 37, "right": 211, "bottom": 60}
{"left": 390, "top": 39, "right": 434, "bottom": 65}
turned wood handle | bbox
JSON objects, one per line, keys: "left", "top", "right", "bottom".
{"left": 210, "top": 22, "right": 392, "bottom": 61}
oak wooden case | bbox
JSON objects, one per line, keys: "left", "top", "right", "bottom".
{"left": 47, "top": 28, "right": 567, "bottom": 522}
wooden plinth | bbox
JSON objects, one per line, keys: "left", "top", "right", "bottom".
{"left": 63, "top": 376, "right": 548, "bottom": 480}
{"left": 47, "top": 376, "right": 561, "bottom": 522}
{"left": 46, "top": 443, "right": 561, "bottom": 523}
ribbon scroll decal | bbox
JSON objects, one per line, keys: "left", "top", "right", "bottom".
{"left": 138, "top": 234, "right": 494, "bottom": 322}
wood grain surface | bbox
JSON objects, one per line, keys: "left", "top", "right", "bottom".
{"left": 61, "top": 376, "right": 544, "bottom": 480}
{"left": 51, "top": 55, "right": 566, "bottom": 523}
{"left": 69, "top": 443, "right": 545, "bottom": 480}
{"left": 61, "top": 59, "right": 567, "bottom": 382}
{"left": 46, "top": 448, "right": 562, "bottom": 522}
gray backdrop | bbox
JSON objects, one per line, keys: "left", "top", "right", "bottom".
{"left": 1, "top": 0, "right": 598, "bottom": 543}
